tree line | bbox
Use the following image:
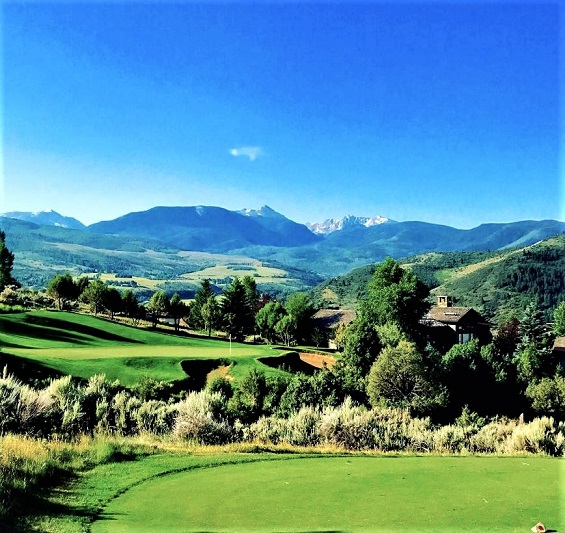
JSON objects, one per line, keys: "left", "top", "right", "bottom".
{"left": 42, "top": 272, "right": 317, "bottom": 346}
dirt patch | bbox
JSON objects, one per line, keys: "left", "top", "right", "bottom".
{"left": 207, "top": 365, "right": 232, "bottom": 382}
{"left": 299, "top": 353, "right": 336, "bottom": 369}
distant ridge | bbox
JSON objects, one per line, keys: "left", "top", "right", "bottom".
{"left": 88, "top": 205, "right": 320, "bottom": 252}
{"left": 1, "top": 209, "right": 85, "bottom": 230}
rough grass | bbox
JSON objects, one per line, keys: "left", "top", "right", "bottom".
{"left": 432, "top": 250, "right": 520, "bottom": 286}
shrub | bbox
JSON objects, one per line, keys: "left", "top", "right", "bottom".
{"left": 173, "top": 390, "right": 232, "bottom": 444}
{"left": 132, "top": 376, "right": 173, "bottom": 402}
{"left": 284, "top": 406, "right": 321, "bottom": 446}
{"left": 469, "top": 418, "right": 517, "bottom": 453}
{"left": 317, "top": 399, "right": 432, "bottom": 452}
{"left": 319, "top": 399, "right": 375, "bottom": 450}
{"left": 0, "top": 371, "right": 58, "bottom": 437}
{"left": 136, "top": 400, "right": 175, "bottom": 435}
{"left": 206, "top": 376, "right": 234, "bottom": 400}
{"left": 248, "top": 416, "right": 288, "bottom": 444}
{"left": 502, "top": 417, "right": 560, "bottom": 455}
{"left": 0, "top": 371, "right": 24, "bottom": 435}
{"left": 112, "top": 391, "right": 141, "bottom": 436}
{"left": 432, "top": 425, "right": 467, "bottom": 453}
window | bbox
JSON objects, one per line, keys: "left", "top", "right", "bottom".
{"left": 458, "top": 332, "right": 473, "bottom": 344}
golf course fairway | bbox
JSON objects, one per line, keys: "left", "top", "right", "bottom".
{"left": 91, "top": 455, "right": 563, "bottom": 532}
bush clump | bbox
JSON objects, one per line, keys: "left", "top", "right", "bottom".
{"left": 173, "top": 390, "right": 233, "bottom": 444}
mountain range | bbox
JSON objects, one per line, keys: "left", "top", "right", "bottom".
{"left": 2, "top": 205, "right": 565, "bottom": 285}
{"left": 1, "top": 209, "right": 85, "bottom": 230}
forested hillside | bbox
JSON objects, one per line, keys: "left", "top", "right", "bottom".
{"left": 310, "top": 234, "right": 565, "bottom": 321}
{"left": 435, "top": 234, "right": 565, "bottom": 321}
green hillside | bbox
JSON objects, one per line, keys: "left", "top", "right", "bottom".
{"left": 310, "top": 234, "right": 565, "bottom": 321}
{"left": 431, "top": 234, "right": 565, "bottom": 321}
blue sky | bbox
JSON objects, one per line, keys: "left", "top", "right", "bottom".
{"left": 2, "top": 1, "right": 562, "bottom": 228}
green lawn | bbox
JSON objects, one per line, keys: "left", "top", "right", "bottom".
{"left": 0, "top": 311, "right": 288, "bottom": 385}
{"left": 35, "top": 453, "right": 564, "bottom": 533}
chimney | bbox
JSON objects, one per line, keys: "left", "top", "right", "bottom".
{"left": 437, "top": 295, "right": 452, "bottom": 308}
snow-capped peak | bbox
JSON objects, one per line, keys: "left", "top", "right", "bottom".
{"left": 0, "top": 209, "right": 85, "bottom": 229}
{"left": 306, "top": 214, "right": 390, "bottom": 235}
{"left": 239, "top": 205, "right": 281, "bottom": 218}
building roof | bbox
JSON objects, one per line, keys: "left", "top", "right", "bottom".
{"left": 423, "top": 306, "right": 474, "bottom": 325}
{"left": 312, "top": 309, "right": 356, "bottom": 329}
{"left": 554, "top": 337, "right": 565, "bottom": 352}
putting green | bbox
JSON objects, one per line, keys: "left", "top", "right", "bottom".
{"left": 92, "top": 456, "right": 563, "bottom": 532}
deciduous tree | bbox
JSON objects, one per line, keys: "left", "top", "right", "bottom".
{"left": 169, "top": 293, "right": 187, "bottom": 332}
{"left": 79, "top": 279, "right": 108, "bottom": 315}
{"left": 333, "top": 318, "right": 381, "bottom": 402}
{"left": 146, "top": 290, "right": 170, "bottom": 328}
{"left": 284, "top": 292, "right": 315, "bottom": 344}
{"left": 103, "top": 287, "right": 123, "bottom": 320}
{"left": 188, "top": 279, "right": 215, "bottom": 331}
{"left": 122, "top": 290, "right": 140, "bottom": 324}
{"left": 360, "top": 257, "right": 429, "bottom": 340}
{"left": 255, "top": 301, "right": 286, "bottom": 343}
{"left": 526, "top": 375, "right": 565, "bottom": 418}
{"left": 275, "top": 314, "right": 297, "bottom": 346}
{"left": 47, "top": 273, "right": 77, "bottom": 310}
{"left": 201, "top": 295, "right": 220, "bottom": 337}
{"left": 367, "top": 340, "right": 445, "bottom": 415}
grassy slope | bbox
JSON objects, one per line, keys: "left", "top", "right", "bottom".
{"left": 32, "top": 453, "right": 563, "bottom": 533}
{"left": 0, "top": 311, "right": 288, "bottom": 386}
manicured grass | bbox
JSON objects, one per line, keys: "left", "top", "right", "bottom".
{"left": 79, "top": 455, "right": 563, "bottom": 532}
{"left": 0, "top": 311, "right": 289, "bottom": 385}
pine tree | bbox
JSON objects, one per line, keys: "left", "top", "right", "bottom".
{"left": 188, "top": 279, "right": 215, "bottom": 330}
{"left": 514, "top": 301, "right": 554, "bottom": 383}
{"left": 0, "top": 230, "right": 18, "bottom": 291}
{"left": 553, "top": 302, "right": 565, "bottom": 337}
{"left": 220, "top": 277, "right": 252, "bottom": 341}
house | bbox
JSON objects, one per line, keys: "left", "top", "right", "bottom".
{"left": 312, "top": 308, "right": 356, "bottom": 349}
{"left": 421, "top": 296, "right": 493, "bottom": 352}
{"left": 553, "top": 337, "right": 565, "bottom": 368}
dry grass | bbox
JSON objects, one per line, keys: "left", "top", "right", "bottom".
{"left": 298, "top": 352, "right": 336, "bottom": 369}
{"left": 206, "top": 365, "right": 232, "bottom": 382}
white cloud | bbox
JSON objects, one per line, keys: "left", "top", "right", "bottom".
{"left": 229, "top": 146, "right": 263, "bottom": 161}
